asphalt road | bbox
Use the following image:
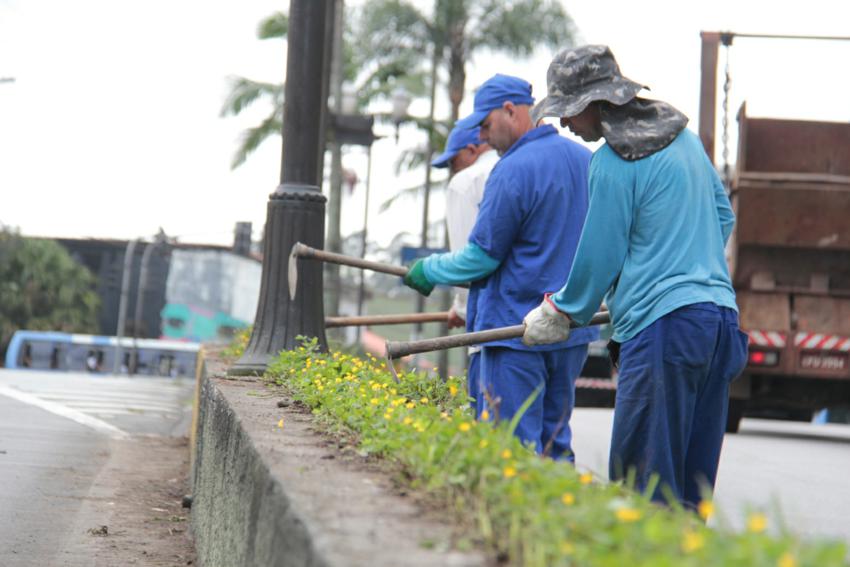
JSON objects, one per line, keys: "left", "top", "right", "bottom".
{"left": 571, "top": 408, "right": 850, "bottom": 544}
{"left": 0, "top": 391, "right": 109, "bottom": 565}
{"left": 0, "top": 369, "right": 196, "bottom": 566}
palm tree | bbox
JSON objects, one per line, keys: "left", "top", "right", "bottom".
{"left": 223, "top": 1, "right": 575, "bottom": 169}
{"left": 356, "top": 0, "right": 575, "bottom": 123}
{"left": 219, "top": 12, "right": 288, "bottom": 169}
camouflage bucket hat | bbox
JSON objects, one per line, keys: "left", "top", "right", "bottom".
{"left": 532, "top": 45, "right": 645, "bottom": 123}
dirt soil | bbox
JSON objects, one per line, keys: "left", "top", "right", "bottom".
{"left": 63, "top": 435, "right": 196, "bottom": 567}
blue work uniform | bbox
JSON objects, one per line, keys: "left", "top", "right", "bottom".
{"left": 427, "top": 124, "right": 597, "bottom": 460}
{"left": 551, "top": 128, "right": 748, "bottom": 505}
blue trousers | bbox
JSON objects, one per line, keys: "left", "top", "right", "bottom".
{"left": 610, "top": 303, "right": 748, "bottom": 507}
{"left": 467, "top": 351, "right": 481, "bottom": 413}
{"left": 480, "top": 345, "right": 588, "bottom": 461}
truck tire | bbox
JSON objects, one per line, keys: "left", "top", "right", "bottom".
{"left": 726, "top": 399, "right": 745, "bottom": 434}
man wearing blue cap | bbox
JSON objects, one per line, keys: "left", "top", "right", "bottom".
{"left": 432, "top": 125, "right": 498, "bottom": 411}
{"left": 403, "top": 74, "right": 597, "bottom": 461}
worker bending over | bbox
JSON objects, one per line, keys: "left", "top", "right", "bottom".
{"left": 524, "top": 45, "right": 747, "bottom": 505}
{"left": 405, "top": 74, "right": 597, "bottom": 461}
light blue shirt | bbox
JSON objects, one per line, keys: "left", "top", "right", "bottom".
{"left": 550, "top": 129, "right": 737, "bottom": 343}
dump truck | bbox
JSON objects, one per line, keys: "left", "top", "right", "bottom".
{"left": 724, "top": 106, "right": 850, "bottom": 431}
{"left": 700, "top": 32, "right": 850, "bottom": 432}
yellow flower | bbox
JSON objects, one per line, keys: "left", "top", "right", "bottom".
{"left": 559, "top": 542, "right": 575, "bottom": 555}
{"left": 697, "top": 500, "right": 714, "bottom": 521}
{"left": 383, "top": 412, "right": 392, "bottom": 420}
{"left": 440, "top": 411, "right": 449, "bottom": 420}
{"left": 449, "top": 384, "right": 458, "bottom": 396}
{"left": 501, "top": 449, "right": 512, "bottom": 459}
{"left": 480, "top": 409, "right": 490, "bottom": 421}
{"left": 681, "top": 530, "right": 705, "bottom": 553}
{"left": 370, "top": 398, "right": 379, "bottom": 405}
{"left": 579, "top": 473, "right": 593, "bottom": 485}
{"left": 458, "top": 422, "right": 471, "bottom": 432}
{"left": 615, "top": 507, "right": 642, "bottom": 523}
{"left": 406, "top": 402, "right": 416, "bottom": 409}
{"left": 747, "top": 512, "right": 767, "bottom": 534}
{"left": 277, "top": 418, "right": 284, "bottom": 429}
{"left": 403, "top": 417, "right": 413, "bottom": 425}
{"left": 420, "top": 397, "right": 429, "bottom": 404}
{"left": 561, "top": 492, "right": 575, "bottom": 506}
{"left": 479, "top": 439, "right": 489, "bottom": 448}
{"left": 503, "top": 466, "right": 517, "bottom": 478}
{"left": 778, "top": 552, "right": 797, "bottom": 567}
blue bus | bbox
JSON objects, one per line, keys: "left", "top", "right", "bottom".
{"left": 4, "top": 330, "right": 200, "bottom": 378}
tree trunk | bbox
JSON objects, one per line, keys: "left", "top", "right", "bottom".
{"left": 448, "top": 20, "right": 466, "bottom": 123}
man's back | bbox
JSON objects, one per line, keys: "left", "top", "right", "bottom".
{"left": 468, "top": 125, "right": 595, "bottom": 348}
{"left": 585, "top": 128, "right": 737, "bottom": 341}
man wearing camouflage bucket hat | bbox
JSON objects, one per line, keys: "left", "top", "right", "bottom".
{"left": 523, "top": 45, "right": 747, "bottom": 509}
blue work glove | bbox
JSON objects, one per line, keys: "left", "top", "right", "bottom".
{"left": 403, "top": 260, "right": 435, "bottom": 296}
{"left": 522, "top": 294, "right": 572, "bottom": 345}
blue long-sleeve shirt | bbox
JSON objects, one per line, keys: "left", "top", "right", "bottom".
{"left": 550, "top": 128, "right": 737, "bottom": 343}
{"left": 423, "top": 125, "right": 598, "bottom": 350}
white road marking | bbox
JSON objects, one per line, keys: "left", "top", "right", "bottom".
{"left": 0, "top": 385, "right": 129, "bottom": 440}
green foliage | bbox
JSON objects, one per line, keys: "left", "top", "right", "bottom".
{"left": 466, "top": 0, "right": 575, "bottom": 56}
{"left": 224, "top": 0, "right": 576, "bottom": 169}
{"left": 256, "top": 11, "right": 288, "bottom": 40}
{"left": 221, "top": 325, "right": 251, "bottom": 361}
{"left": 264, "top": 339, "right": 847, "bottom": 567}
{"left": 0, "top": 228, "right": 100, "bottom": 353}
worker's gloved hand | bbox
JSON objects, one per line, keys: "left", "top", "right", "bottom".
{"left": 522, "top": 294, "right": 571, "bottom": 345}
{"left": 403, "top": 260, "right": 435, "bottom": 296}
{"left": 447, "top": 307, "right": 465, "bottom": 329}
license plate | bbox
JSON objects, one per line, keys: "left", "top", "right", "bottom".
{"left": 800, "top": 352, "right": 848, "bottom": 370}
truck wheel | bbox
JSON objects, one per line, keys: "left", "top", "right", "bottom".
{"left": 726, "top": 399, "right": 745, "bottom": 434}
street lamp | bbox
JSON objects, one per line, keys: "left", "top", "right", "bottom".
{"left": 390, "top": 87, "right": 412, "bottom": 142}
{"left": 229, "top": 0, "right": 332, "bottom": 375}
{"left": 341, "top": 83, "right": 358, "bottom": 115}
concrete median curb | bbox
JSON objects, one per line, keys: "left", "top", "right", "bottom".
{"left": 190, "top": 357, "right": 487, "bottom": 567}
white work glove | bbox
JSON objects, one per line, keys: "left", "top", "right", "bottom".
{"left": 522, "top": 294, "right": 572, "bottom": 346}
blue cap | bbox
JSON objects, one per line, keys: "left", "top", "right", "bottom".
{"left": 431, "top": 126, "right": 482, "bottom": 168}
{"left": 455, "top": 74, "right": 535, "bottom": 130}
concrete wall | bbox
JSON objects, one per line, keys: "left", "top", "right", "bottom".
{"left": 192, "top": 377, "right": 327, "bottom": 567}
{"left": 191, "top": 361, "right": 486, "bottom": 567}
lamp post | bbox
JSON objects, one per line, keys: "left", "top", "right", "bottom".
{"left": 329, "top": 83, "right": 378, "bottom": 344}
{"left": 390, "top": 87, "right": 412, "bottom": 142}
{"left": 229, "top": 0, "right": 333, "bottom": 375}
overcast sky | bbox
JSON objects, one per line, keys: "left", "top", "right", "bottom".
{"left": 1, "top": 0, "right": 848, "bottom": 250}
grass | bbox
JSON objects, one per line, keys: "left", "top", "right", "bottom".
{"left": 260, "top": 337, "right": 848, "bottom": 567}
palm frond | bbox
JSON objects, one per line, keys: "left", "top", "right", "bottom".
{"left": 468, "top": 0, "right": 575, "bottom": 55}
{"left": 257, "top": 12, "right": 288, "bottom": 40}
{"left": 379, "top": 179, "right": 447, "bottom": 213}
{"left": 220, "top": 77, "right": 283, "bottom": 118}
{"left": 230, "top": 111, "right": 282, "bottom": 170}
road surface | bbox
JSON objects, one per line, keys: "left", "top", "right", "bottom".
{"left": 571, "top": 408, "right": 850, "bottom": 544}
{"left": 0, "top": 368, "right": 196, "bottom": 566}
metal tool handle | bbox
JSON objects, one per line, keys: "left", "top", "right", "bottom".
{"left": 293, "top": 242, "right": 408, "bottom": 277}
{"left": 385, "top": 311, "right": 611, "bottom": 359}
{"left": 326, "top": 312, "right": 449, "bottom": 328}
{"left": 291, "top": 242, "right": 469, "bottom": 288}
